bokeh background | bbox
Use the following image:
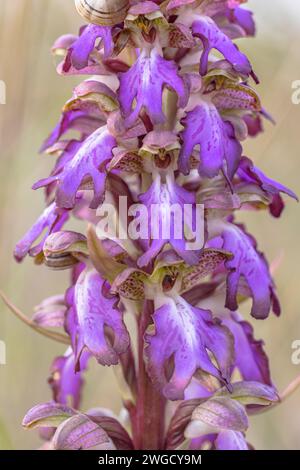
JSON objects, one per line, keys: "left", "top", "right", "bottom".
{"left": 0, "top": 0, "right": 299, "bottom": 450}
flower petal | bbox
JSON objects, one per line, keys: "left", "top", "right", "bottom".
{"left": 138, "top": 175, "right": 201, "bottom": 267}
{"left": 186, "top": 396, "right": 248, "bottom": 436}
{"left": 22, "top": 402, "right": 75, "bottom": 429}
{"left": 222, "top": 225, "right": 279, "bottom": 319}
{"left": 179, "top": 102, "right": 242, "bottom": 178}
{"left": 14, "top": 203, "right": 69, "bottom": 262}
{"left": 237, "top": 156, "right": 298, "bottom": 217}
{"left": 180, "top": 248, "right": 232, "bottom": 294}
{"left": 33, "top": 295, "right": 66, "bottom": 328}
{"left": 215, "top": 380, "right": 279, "bottom": 406}
{"left": 49, "top": 350, "right": 90, "bottom": 410}
{"left": 222, "top": 313, "right": 272, "bottom": 384}
{"left": 192, "top": 16, "right": 252, "bottom": 76}
{"left": 38, "top": 127, "right": 116, "bottom": 210}
{"left": 52, "top": 414, "right": 111, "bottom": 450}
{"left": 118, "top": 48, "right": 187, "bottom": 126}
{"left": 215, "top": 430, "right": 248, "bottom": 450}
{"left": 64, "top": 25, "right": 113, "bottom": 72}
{"left": 74, "top": 270, "right": 130, "bottom": 366}
{"left": 145, "top": 297, "right": 234, "bottom": 400}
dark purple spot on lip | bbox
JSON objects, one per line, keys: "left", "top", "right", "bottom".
{"left": 162, "top": 274, "right": 177, "bottom": 292}
{"left": 154, "top": 153, "right": 172, "bottom": 169}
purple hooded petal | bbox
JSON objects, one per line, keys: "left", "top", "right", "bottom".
{"left": 33, "top": 295, "right": 66, "bottom": 328}
{"left": 22, "top": 402, "right": 75, "bottom": 429}
{"left": 40, "top": 109, "right": 102, "bottom": 153}
{"left": 118, "top": 48, "right": 187, "bottom": 126}
{"left": 215, "top": 430, "right": 248, "bottom": 450}
{"left": 179, "top": 103, "right": 242, "bottom": 178}
{"left": 137, "top": 176, "right": 201, "bottom": 267}
{"left": 187, "top": 397, "right": 248, "bottom": 436}
{"left": 64, "top": 25, "right": 113, "bottom": 72}
{"left": 228, "top": 7, "right": 256, "bottom": 37}
{"left": 192, "top": 16, "right": 252, "bottom": 76}
{"left": 145, "top": 297, "right": 234, "bottom": 400}
{"left": 14, "top": 202, "right": 69, "bottom": 262}
{"left": 166, "top": 0, "right": 195, "bottom": 11}
{"left": 222, "top": 313, "right": 272, "bottom": 384}
{"left": 243, "top": 113, "right": 263, "bottom": 136}
{"left": 74, "top": 270, "right": 130, "bottom": 366}
{"left": 237, "top": 156, "right": 298, "bottom": 218}
{"left": 37, "top": 127, "right": 116, "bottom": 210}
{"left": 222, "top": 225, "right": 278, "bottom": 319}
{"left": 49, "top": 350, "right": 90, "bottom": 410}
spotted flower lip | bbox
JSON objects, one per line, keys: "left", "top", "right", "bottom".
{"left": 118, "top": 47, "right": 188, "bottom": 126}
{"left": 111, "top": 248, "right": 232, "bottom": 301}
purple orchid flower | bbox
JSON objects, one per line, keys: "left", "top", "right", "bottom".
{"left": 49, "top": 349, "right": 90, "bottom": 410}
{"left": 192, "top": 16, "right": 252, "bottom": 77}
{"left": 63, "top": 24, "right": 114, "bottom": 72}
{"left": 14, "top": 202, "right": 69, "bottom": 262}
{"left": 10, "top": 0, "right": 298, "bottom": 452}
{"left": 35, "top": 127, "right": 116, "bottom": 209}
{"left": 118, "top": 47, "right": 187, "bottom": 126}
{"left": 73, "top": 269, "right": 130, "bottom": 366}
{"left": 179, "top": 102, "right": 242, "bottom": 178}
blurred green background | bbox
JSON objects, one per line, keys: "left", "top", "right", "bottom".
{"left": 0, "top": 0, "right": 299, "bottom": 449}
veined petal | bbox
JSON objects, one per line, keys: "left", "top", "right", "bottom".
{"left": 222, "top": 225, "right": 279, "bottom": 319}
{"left": 237, "top": 156, "right": 298, "bottom": 217}
{"left": 74, "top": 270, "right": 130, "bottom": 366}
{"left": 192, "top": 16, "right": 252, "bottom": 76}
{"left": 215, "top": 430, "right": 248, "bottom": 450}
{"left": 145, "top": 296, "right": 234, "bottom": 400}
{"left": 138, "top": 175, "right": 200, "bottom": 267}
{"left": 37, "top": 127, "right": 116, "bottom": 210}
{"left": 49, "top": 350, "right": 90, "bottom": 409}
{"left": 40, "top": 110, "right": 103, "bottom": 153}
{"left": 118, "top": 48, "right": 187, "bottom": 126}
{"left": 33, "top": 295, "right": 66, "bottom": 328}
{"left": 64, "top": 25, "right": 114, "bottom": 73}
{"left": 53, "top": 414, "right": 111, "bottom": 450}
{"left": 179, "top": 102, "right": 242, "bottom": 178}
{"left": 14, "top": 202, "right": 69, "bottom": 262}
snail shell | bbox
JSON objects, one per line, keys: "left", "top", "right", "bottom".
{"left": 75, "top": 0, "right": 129, "bottom": 26}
